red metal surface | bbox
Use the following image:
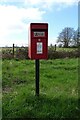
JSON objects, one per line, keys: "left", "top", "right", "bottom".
{"left": 28, "top": 23, "right": 48, "bottom": 59}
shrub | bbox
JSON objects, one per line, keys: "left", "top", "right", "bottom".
{"left": 2, "top": 49, "right": 13, "bottom": 59}
{"left": 48, "top": 49, "right": 80, "bottom": 59}
{"left": 15, "top": 47, "right": 29, "bottom": 59}
{"left": 2, "top": 47, "right": 80, "bottom": 59}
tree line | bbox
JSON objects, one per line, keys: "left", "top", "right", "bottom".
{"left": 57, "top": 27, "right": 80, "bottom": 47}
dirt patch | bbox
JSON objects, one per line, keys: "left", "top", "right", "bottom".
{"left": 3, "top": 87, "right": 13, "bottom": 93}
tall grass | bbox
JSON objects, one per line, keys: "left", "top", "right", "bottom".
{"left": 0, "top": 59, "right": 2, "bottom": 120}
{"left": 2, "top": 58, "right": 79, "bottom": 119}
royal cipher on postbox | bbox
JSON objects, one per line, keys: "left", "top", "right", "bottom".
{"left": 28, "top": 23, "right": 48, "bottom": 59}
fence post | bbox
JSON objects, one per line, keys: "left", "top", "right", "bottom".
{"left": 13, "top": 44, "right": 14, "bottom": 58}
{"left": 55, "top": 44, "right": 56, "bottom": 51}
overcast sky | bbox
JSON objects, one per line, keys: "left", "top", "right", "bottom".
{"left": 0, "top": 0, "right": 79, "bottom": 47}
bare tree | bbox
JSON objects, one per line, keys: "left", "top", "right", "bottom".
{"left": 57, "top": 27, "right": 75, "bottom": 47}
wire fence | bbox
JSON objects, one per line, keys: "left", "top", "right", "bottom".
{"left": 1, "top": 43, "right": 80, "bottom": 59}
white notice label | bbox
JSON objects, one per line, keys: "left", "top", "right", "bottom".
{"left": 34, "top": 32, "right": 45, "bottom": 37}
{"left": 37, "top": 42, "right": 43, "bottom": 54}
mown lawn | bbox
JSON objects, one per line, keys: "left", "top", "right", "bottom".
{"left": 2, "top": 58, "right": 79, "bottom": 119}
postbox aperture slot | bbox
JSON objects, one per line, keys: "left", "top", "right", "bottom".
{"left": 32, "top": 30, "right": 48, "bottom": 38}
{"left": 34, "top": 32, "right": 45, "bottom": 37}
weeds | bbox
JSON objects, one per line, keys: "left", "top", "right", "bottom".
{"left": 2, "top": 58, "right": 79, "bottom": 119}
{"left": 2, "top": 47, "right": 79, "bottom": 59}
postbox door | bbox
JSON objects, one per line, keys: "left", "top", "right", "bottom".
{"left": 31, "top": 38, "right": 47, "bottom": 59}
{"left": 35, "top": 38, "right": 47, "bottom": 59}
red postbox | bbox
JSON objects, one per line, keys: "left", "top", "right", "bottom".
{"left": 28, "top": 23, "right": 48, "bottom": 59}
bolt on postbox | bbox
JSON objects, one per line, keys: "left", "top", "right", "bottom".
{"left": 28, "top": 23, "right": 48, "bottom": 59}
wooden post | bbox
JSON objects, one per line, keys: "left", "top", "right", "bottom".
{"left": 13, "top": 44, "right": 14, "bottom": 58}
{"left": 55, "top": 44, "right": 56, "bottom": 51}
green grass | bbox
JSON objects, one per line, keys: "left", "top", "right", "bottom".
{"left": 2, "top": 46, "right": 77, "bottom": 52}
{"left": 49, "top": 46, "right": 78, "bottom": 52}
{"left": 56, "top": 47, "right": 78, "bottom": 52}
{"left": 0, "top": 59, "right": 2, "bottom": 120}
{"left": 2, "top": 58, "right": 79, "bottom": 119}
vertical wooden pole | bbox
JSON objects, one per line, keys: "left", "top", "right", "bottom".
{"left": 13, "top": 44, "right": 14, "bottom": 58}
{"left": 55, "top": 44, "right": 56, "bottom": 51}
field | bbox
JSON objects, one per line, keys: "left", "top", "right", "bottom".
{"left": 2, "top": 58, "right": 79, "bottom": 119}
{"left": 1, "top": 46, "right": 79, "bottom": 60}
{"left": 1, "top": 46, "right": 78, "bottom": 53}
